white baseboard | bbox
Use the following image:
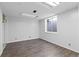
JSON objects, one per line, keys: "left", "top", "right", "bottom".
{"left": 0, "top": 44, "right": 6, "bottom": 56}
{"left": 6, "top": 38, "right": 40, "bottom": 44}
{"left": 41, "top": 38, "right": 79, "bottom": 53}
{"left": 0, "top": 51, "right": 3, "bottom": 56}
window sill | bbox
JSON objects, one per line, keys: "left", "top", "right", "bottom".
{"left": 45, "top": 31, "right": 57, "bottom": 34}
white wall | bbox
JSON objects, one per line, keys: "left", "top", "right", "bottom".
{"left": 6, "top": 17, "right": 39, "bottom": 43}
{"left": 0, "top": 8, "right": 4, "bottom": 55}
{"left": 39, "top": 7, "right": 79, "bottom": 53}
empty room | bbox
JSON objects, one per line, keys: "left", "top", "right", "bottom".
{"left": 0, "top": 1, "right": 79, "bottom": 57}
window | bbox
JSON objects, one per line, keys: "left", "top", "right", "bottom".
{"left": 45, "top": 16, "right": 57, "bottom": 33}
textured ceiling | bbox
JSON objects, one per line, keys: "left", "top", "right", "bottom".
{"left": 0, "top": 2, "right": 78, "bottom": 20}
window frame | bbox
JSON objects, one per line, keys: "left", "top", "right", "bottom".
{"left": 45, "top": 16, "right": 57, "bottom": 33}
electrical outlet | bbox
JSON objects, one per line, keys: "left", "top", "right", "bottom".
{"left": 15, "top": 37, "right": 17, "bottom": 40}
{"left": 29, "top": 36, "right": 31, "bottom": 38}
{"left": 68, "top": 43, "right": 71, "bottom": 46}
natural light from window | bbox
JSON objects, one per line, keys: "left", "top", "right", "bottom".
{"left": 45, "top": 16, "right": 57, "bottom": 33}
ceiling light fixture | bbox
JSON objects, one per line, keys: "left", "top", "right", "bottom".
{"left": 22, "top": 13, "right": 36, "bottom": 17}
{"left": 45, "top": 2, "right": 60, "bottom": 6}
{"left": 22, "top": 13, "right": 38, "bottom": 18}
{"left": 33, "top": 10, "right": 37, "bottom": 13}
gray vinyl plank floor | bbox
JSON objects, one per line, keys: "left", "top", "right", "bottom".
{"left": 1, "top": 39, "right": 79, "bottom": 57}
